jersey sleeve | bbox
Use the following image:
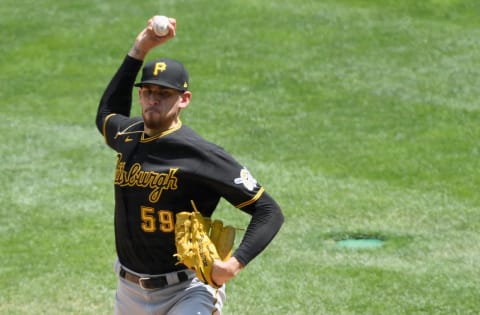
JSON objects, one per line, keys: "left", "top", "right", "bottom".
{"left": 102, "top": 114, "right": 144, "bottom": 152}
{"left": 199, "top": 147, "right": 265, "bottom": 209}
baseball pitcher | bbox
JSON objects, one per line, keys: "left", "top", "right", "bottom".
{"left": 95, "top": 15, "right": 284, "bottom": 315}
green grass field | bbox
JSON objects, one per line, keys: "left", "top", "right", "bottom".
{"left": 2, "top": 0, "right": 480, "bottom": 314}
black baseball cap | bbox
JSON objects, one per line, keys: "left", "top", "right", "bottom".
{"left": 135, "top": 58, "right": 189, "bottom": 91}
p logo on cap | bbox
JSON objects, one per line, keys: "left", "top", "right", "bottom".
{"left": 153, "top": 62, "right": 167, "bottom": 75}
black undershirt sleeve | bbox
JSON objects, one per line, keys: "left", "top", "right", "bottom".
{"left": 233, "top": 192, "right": 284, "bottom": 266}
{"left": 96, "top": 55, "right": 143, "bottom": 133}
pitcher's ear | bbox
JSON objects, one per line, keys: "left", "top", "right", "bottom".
{"left": 179, "top": 91, "right": 192, "bottom": 109}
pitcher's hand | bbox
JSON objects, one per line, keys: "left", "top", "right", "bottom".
{"left": 128, "top": 16, "right": 177, "bottom": 60}
{"left": 211, "top": 257, "right": 244, "bottom": 286}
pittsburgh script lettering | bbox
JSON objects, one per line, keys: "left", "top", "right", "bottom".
{"left": 114, "top": 157, "right": 178, "bottom": 203}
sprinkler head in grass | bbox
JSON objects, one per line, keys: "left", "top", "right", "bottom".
{"left": 336, "top": 237, "right": 384, "bottom": 249}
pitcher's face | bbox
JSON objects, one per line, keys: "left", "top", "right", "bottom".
{"left": 138, "top": 85, "right": 189, "bottom": 132}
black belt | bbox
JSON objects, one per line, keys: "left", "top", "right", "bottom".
{"left": 119, "top": 267, "right": 191, "bottom": 290}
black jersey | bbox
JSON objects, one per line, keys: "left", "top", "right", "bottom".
{"left": 102, "top": 114, "right": 264, "bottom": 274}
{"left": 97, "top": 55, "right": 284, "bottom": 275}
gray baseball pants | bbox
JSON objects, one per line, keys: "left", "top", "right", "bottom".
{"left": 113, "top": 261, "right": 225, "bottom": 315}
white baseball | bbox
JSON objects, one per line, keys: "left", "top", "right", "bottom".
{"left": 152, "top": 15, "right": 170, "bottom": 37}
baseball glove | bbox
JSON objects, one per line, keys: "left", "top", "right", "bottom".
{"left": 173, "top": 201, "right": 236, "bottom": 288}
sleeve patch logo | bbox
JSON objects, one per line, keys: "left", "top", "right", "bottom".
{"left": 234, "top": 168, "right": 258, "bottom": 191}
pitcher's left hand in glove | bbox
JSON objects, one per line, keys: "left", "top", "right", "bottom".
{"left": 173, "top": 201, "right": 236, "bottom": 288}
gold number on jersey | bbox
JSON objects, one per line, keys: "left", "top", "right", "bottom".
{"left": 140, "top": 206, "right": 156, "bottom": 232}
{"left": 158, "top": 210, "right": 175, "bottom": 233}
{"left": 140, "top": 206, "right": 174, "bottom": 233}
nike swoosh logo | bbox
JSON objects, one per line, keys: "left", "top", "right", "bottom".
{"left": 125, "top": 136, "right": 134, "bottom": 142}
